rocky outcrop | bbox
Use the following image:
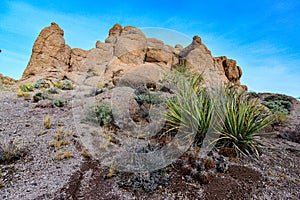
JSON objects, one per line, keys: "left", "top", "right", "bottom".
{"left": 21, "top": 22, "right": 71, "bottom": 82}
{"left": 0, "top": 73, "right": 16, "bottom": 88}
{"left": 20, "top": 22, "right": 245, "bottom": 89}
{"left": 214, "top": 56, "right": 242, "bottom": 85}
{"left": 179, "top": 36, "right": 228, "bottom": 87}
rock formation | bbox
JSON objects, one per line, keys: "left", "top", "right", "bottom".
{"left": 20, "top": 22, "right": 246, "bottom": 89}
{"left": 21, "top": 22, "right": 71, "bottom": 82}
{"left": 0, "top": 73, "right": 16, "bottom": 88}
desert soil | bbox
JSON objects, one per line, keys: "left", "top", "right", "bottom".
{"left": 0, "top": 90, "right": 299, "bottom": 200}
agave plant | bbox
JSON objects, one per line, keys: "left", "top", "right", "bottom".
{"left": 213, "top": 86, "right": 273, "bottom": 158}
{"left": 164, "top": 73, "right": 214, "bottom": 146}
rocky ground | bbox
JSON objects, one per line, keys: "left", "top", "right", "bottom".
{"left": 0, "top": 89, "right": 299, "bottom": 200}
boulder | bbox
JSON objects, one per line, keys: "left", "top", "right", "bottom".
{"left": 113, "top": 25, "right": 147, "bottom": 65}
{"left": 117, "top": 63, "right": 167, "bottom": 89}
{"left": 145, "top": 38, "right": 178, "bottom": 66}
{"left": 95, "top": 87, "right": 140, "bottom": 129}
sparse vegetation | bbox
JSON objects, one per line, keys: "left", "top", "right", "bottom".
{"left": 85, "top": 104, "right": 113, "bottom": 126}
{"left": 165, "top": 73, "right": 213, "bottom": 146}
{"left": 134, "top": 92, "right": 163, "bottom": 105}
{"left": 80, "top": 149, "right": 91, "bottom": 158}
{"left": 43, "top": 115, "right": 52, "bottom": 129}
{"left": 247, "top": 91, "right": 259, "bottom": 99}
{"left": 19, "top": 82, "right": 34, "bottom": 92}
{"left": 49, "top": 129, "right": 70, "bottom": 150}
{"left": 0, "top": 141, "right": 27, "bottom": 164}
{"left": 261, "top": 94, "right": 292, "bottom": 126}
{"left": 22, "top": 92, "right": 31, "bottom": 100}
{"left": 33, "top": 79, "right": 50, "bottom": 89}
{"left": 262, "top": 94, "right": 292, "bottom": 115}
{"left": 213, "top": 87, "right": 273, "bottom": 158}
{"left": 54, "top": 99, "right": 64, "bottom": 107}
{"left": 32, "top": 91, "right": 50, "bottom": 102}
{"left": 54, "top": 152, "right": 73, "bottom": 160}
{"left": 53, "top": 79, "right": 75, "bottom": 90}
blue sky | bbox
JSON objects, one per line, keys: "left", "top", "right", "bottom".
{"left": 0, "top": 0, "right": 299, "bottom": 97}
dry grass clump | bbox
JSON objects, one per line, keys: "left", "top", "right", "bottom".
{"left": 80, "top": 149, "right": 91, "bottom": 158}
{"left": 49, "top": 129, "right": 71, "bottom": 150}
{"left": 43, "top": 115, "right": 51, "bottom": 129}
{"left": 0, "top": 140, "right": 28, "bottom": 164}
{"left": 54, "top": 152, "right": 73, "bottom": 160}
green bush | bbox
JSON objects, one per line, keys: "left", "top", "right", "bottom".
{"left": 247, "top": 91, "right": 259, "bottom": 99}
{"left": 54, "top": 99, "right": 64, "bottom": 107}
{"left": 19, "top": 82, "right": 34, "bottom": 92}
{"left": 134, "top": 93, "right": 163, "bottom": 105}
{"left": 165, "top": 73, "right": 213, "bottom": 146}
{"left": 214, "top": 87, "right": 273, "bottom": 158}
{"left": 262, "top": 94, "right": 292, "bottom": 115}
{"left": 53, "top": 79, "right": 75, "bottom": 90}
{"left": 32, "top": 91, "right": 50, "bottom": 102}
{"left": 86, "top": 104, "right": 113, "bottom": 126}
{"left": 33, "top": 79, "right": 49, "bottom": 89}
{"left": 61, "top": 80, "right": 74, "bottom": 90}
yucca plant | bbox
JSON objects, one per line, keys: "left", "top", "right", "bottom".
{"left": 213, "top": 86, "right": 273, "bottom": 158}
{"left": 165, "top": 73, "right": 214, "bottom": 146}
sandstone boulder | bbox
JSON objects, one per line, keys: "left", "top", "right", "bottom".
{"left": 145, "top": 38, "right": 178, "bottom": 66}
{"left": 113, "top": 25, "right": 147, "bottom": 65}
{"left": 117, "top": 63, "right": 167, "bottom": 89}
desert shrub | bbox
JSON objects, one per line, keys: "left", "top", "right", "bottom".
{"left": 262, "top": 94, "right": 292, "bottom": 115}
{"left": 61, "top": 79, "right": 74, "bottom": 90}
{"left": 22, "top": 92, "right": 31, "bottom": 100}
{"left": 271, "top": 113, "right": 288, "bottom": 126}
{"left": 43, "top": 115, "right": 52, "bottom": 129}
{"left": 247, "top": 91, "right": 259, "bottom": 99}
{"left": 53, "top": 79, "right": 74, "bottom": 90}
{"left": 213, "top": 87, "right": 273, "bottom": 158}
{"left": 19, "top": 82, "right": 34, "bottom": 92}
{"left": 33, "top": 79, "right": 49, "bottom": 89}
{"left": 86, "top": 104, "right": 113, "bottom": 126}
{"left": 134, "top": 92, "right": 163, "bottom": 105}
{"left": 53, "top": 81, "right": 61, "bottom": 89}
{"left": 54, "top": 99, "right": 64, "bottom": 107}
{"left": 0, "top": 141, "right": 27, "bottom": 164}
{"left": 54, "top": 152, "right": 73, "bottom": 160}
{"left": 165, "top": 73, "right": 213, "bottom": 146}
{"left": 49, "top": 129, "right": 70, "bottom": 150}
{"left": 16, "top": 91, "right": 24, "bottom": 97}
{"left": 46, "top": 87, "right": 59, "bottom": 94}
{"left": 32, "top": 91, "right": 50, "bottom": 102}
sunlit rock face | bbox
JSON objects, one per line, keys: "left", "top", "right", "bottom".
{"left": 20, "top": 22, "right": 245, "bottom": 89}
